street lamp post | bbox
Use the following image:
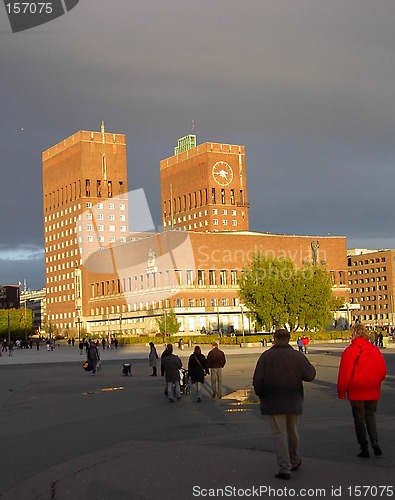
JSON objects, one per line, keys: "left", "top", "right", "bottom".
{"left": 7, "top": 310, "right": 11, "bottom": 343}
{"left": 241, "top": 304, "right": 245, "bottom": 347}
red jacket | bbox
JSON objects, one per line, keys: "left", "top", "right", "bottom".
{"left": 337, "top": 338, "right": 386, "bottom": 401}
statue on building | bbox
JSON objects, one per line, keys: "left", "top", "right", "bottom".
{"left": 148, "top": 249, "right": 156, "bottom": 268}
{"left": 311, "top": 240, "right": 320, "bottom": 265}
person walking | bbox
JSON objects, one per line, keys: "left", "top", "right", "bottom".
{"left": 161, "top": 344, "right": 182, "bottom": 403}
{"left": 296, "top": 337, "right": 303, "bottom": 352}
{"left": 337, "top": 323, "right": 387, "bottom": 458}
{"left": 301, "top": 335, "right": 309, "bottom": 354}
{"left": 86, "top": 340, "right": 100, "bottom": 376}
{"left": 148, "top": 342, "right": 159, "bottom": 376}
{"left": 188, "top": 345, "right": 209, "bottom": 403}
{"left": 207, "top": 341, "right": 226, "bottom": 399}
{"left": 253, "top": 328, "right": 316, "bottom": 480}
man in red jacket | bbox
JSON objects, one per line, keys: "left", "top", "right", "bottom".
{"left": 337, "top": 324, "right": 387, "bottom": 458}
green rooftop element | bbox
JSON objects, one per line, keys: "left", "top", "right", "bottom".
{"left": 174, "top": 134, "right": 197, "bottom": 155}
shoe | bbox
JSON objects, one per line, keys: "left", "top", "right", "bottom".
{"left": 275, "top": 472, "right": 291, "bottom": 480}
{"left": 169, "top": 398, "right": 174, "bottom": 403}
{"left": 372, "top": 445, "right": 382, "bottom": 456}
{"left": 177, "top": 397, "right": 182, "bottom": 401}
{"left": 357, "top": 450, "right": 369, "bottom": 458}
{"left": 197, "top": 398, "right": 202, "bottom": 403}
{"left": 291, "top": 459, "right": 302, "bottom": 471}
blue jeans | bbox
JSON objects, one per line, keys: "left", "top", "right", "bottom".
{"left": 167, "top": 381, "right": 181, "bottom": 400}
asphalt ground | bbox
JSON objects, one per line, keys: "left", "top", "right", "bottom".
{"left": 0, "top": 342, "right": 394, "bottom": 500}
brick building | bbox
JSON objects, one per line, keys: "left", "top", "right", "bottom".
{"left": 160, "top": 138, "right": 249, "bottom": 232}
{"left": 42, "top": 122, "right": 128, "bottom": 334}
{"left": 84, "top": 230, "right": 348, "bottom": 337}
{"left": 348, "top": 248, "right": 395, "bottom": 328}
{"left": 42, "top": 129, "right": 349, "bottom": 337}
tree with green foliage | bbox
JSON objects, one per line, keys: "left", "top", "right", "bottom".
{"left": 156, "top": 309, "right": 181, "bottom": 336}
{"left": 0, "top": 308, "right": 34, "bottom": 339}
{"left": 238, "top": 253, "right": 343, "bottom": 332}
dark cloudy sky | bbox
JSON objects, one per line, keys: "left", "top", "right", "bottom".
{"left": 1, "top": 0, "right": 395, "bottom": 290}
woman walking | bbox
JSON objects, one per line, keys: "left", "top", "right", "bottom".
{"left": 188, "top": 345, "right": 209, "bottom": 403}
{"left": 148, "top": 342, "right": 159, "bottom": 376}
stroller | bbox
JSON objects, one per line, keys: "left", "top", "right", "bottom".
{"left": 179, "top": 368, "right": 191, "bottom": 395}
{"left": 122, "top": 363, "right": 132, "bottom": 376}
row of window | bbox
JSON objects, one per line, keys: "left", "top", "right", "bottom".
{"left": 348, "top": 267, "right": 387, "bottom": 275}
{"left": 349, "top": 283, "right": 388, "bottom": 293}
{"left": 92, "top": 269, "right": 240, "bottom": 297}
{"left": 164, "top": 219, "right": 238, "bottom": 229}
{"left": 44, "top": 180, "right": 125, "bottom": 211}
{"left": 163, "top": 188, "right": 246, "bottom": 216}
{"left": 349, "top": 276, "right": 387, "bottom": 285}
{"left": 349, "top": 257, "right": 387, "bottom": 266}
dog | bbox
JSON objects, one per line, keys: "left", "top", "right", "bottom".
{"left": 122, "top": 363, "right": 132, "bottom": 376}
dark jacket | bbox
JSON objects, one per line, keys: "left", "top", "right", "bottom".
{"left": 87, "top": 344, "right": 100, "bottom": 362}
{"left": 161, "top": 353, "right": 182, "bottom": 383}
{"left": 188, "top": 353, "right": 209, "bottom": 384}
{"left": 253, "top": 343, "right": 316, "bottom": 415}
{"left": 207, "top": 347, "right": 226, "bottom": 369}
{"left": 337, "top": 337, "right": 386, "bottom": 401}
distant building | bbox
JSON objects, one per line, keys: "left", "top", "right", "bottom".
{"left": 348, "top": 248, "right": 395, "bottom": 328}
{"left": 0, "top": 285, "right": 20, "bottom": 309}
{"left": 20, "top": 288, "right": 46, "bottom": 332}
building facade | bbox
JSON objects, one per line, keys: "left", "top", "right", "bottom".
{"left": 160, "top": 137, "right": 249, "bottom": 233}
{"left": 84, "top": 230, "right": 348, "bottom": 337}
{"left": 20, "top": 288, "right": 46, "bottom": 333}
{"left": 42, "top": 123, "right": 128, "bottom": 334}
{"left": 348, "top": 248, "right": 395, "bottom": 328}
{"left": 42, "top": 128, "right": 349, "bottom": 337}
{"left": 0, "top": 285, "right": 20, "bottom": 309}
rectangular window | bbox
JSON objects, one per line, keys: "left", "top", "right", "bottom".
{"left": 211, "top": 188, "right": 216, "bottom": 204}
{"left": 231, "top": 270, "right": 238, "bottom": 285}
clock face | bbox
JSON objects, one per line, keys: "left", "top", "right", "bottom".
{"left": 212, "top": 161, "right": 233, "bottom": 186}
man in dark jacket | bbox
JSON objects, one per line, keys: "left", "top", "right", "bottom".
{"left": 253, "top": 329, "right": 316, "bottom": 480}
{"left": 161, "top": 344, "right": 182, "bottom": 403}
{"left": 207, "top": 341, "right": 226, "bottom": 399}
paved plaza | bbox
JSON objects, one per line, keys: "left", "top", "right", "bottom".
{"left": 0, "top": 342, "right": 394, "bottom": 499}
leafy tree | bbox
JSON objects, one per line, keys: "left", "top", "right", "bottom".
{"left": 156, "top": 309, "right": 181, "bottom": 336}
{"left": 238, "top": 253, "right": 343, "bottom": 331}
{"left": 0, "top": 308, "right": 34, "bottom": 339}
